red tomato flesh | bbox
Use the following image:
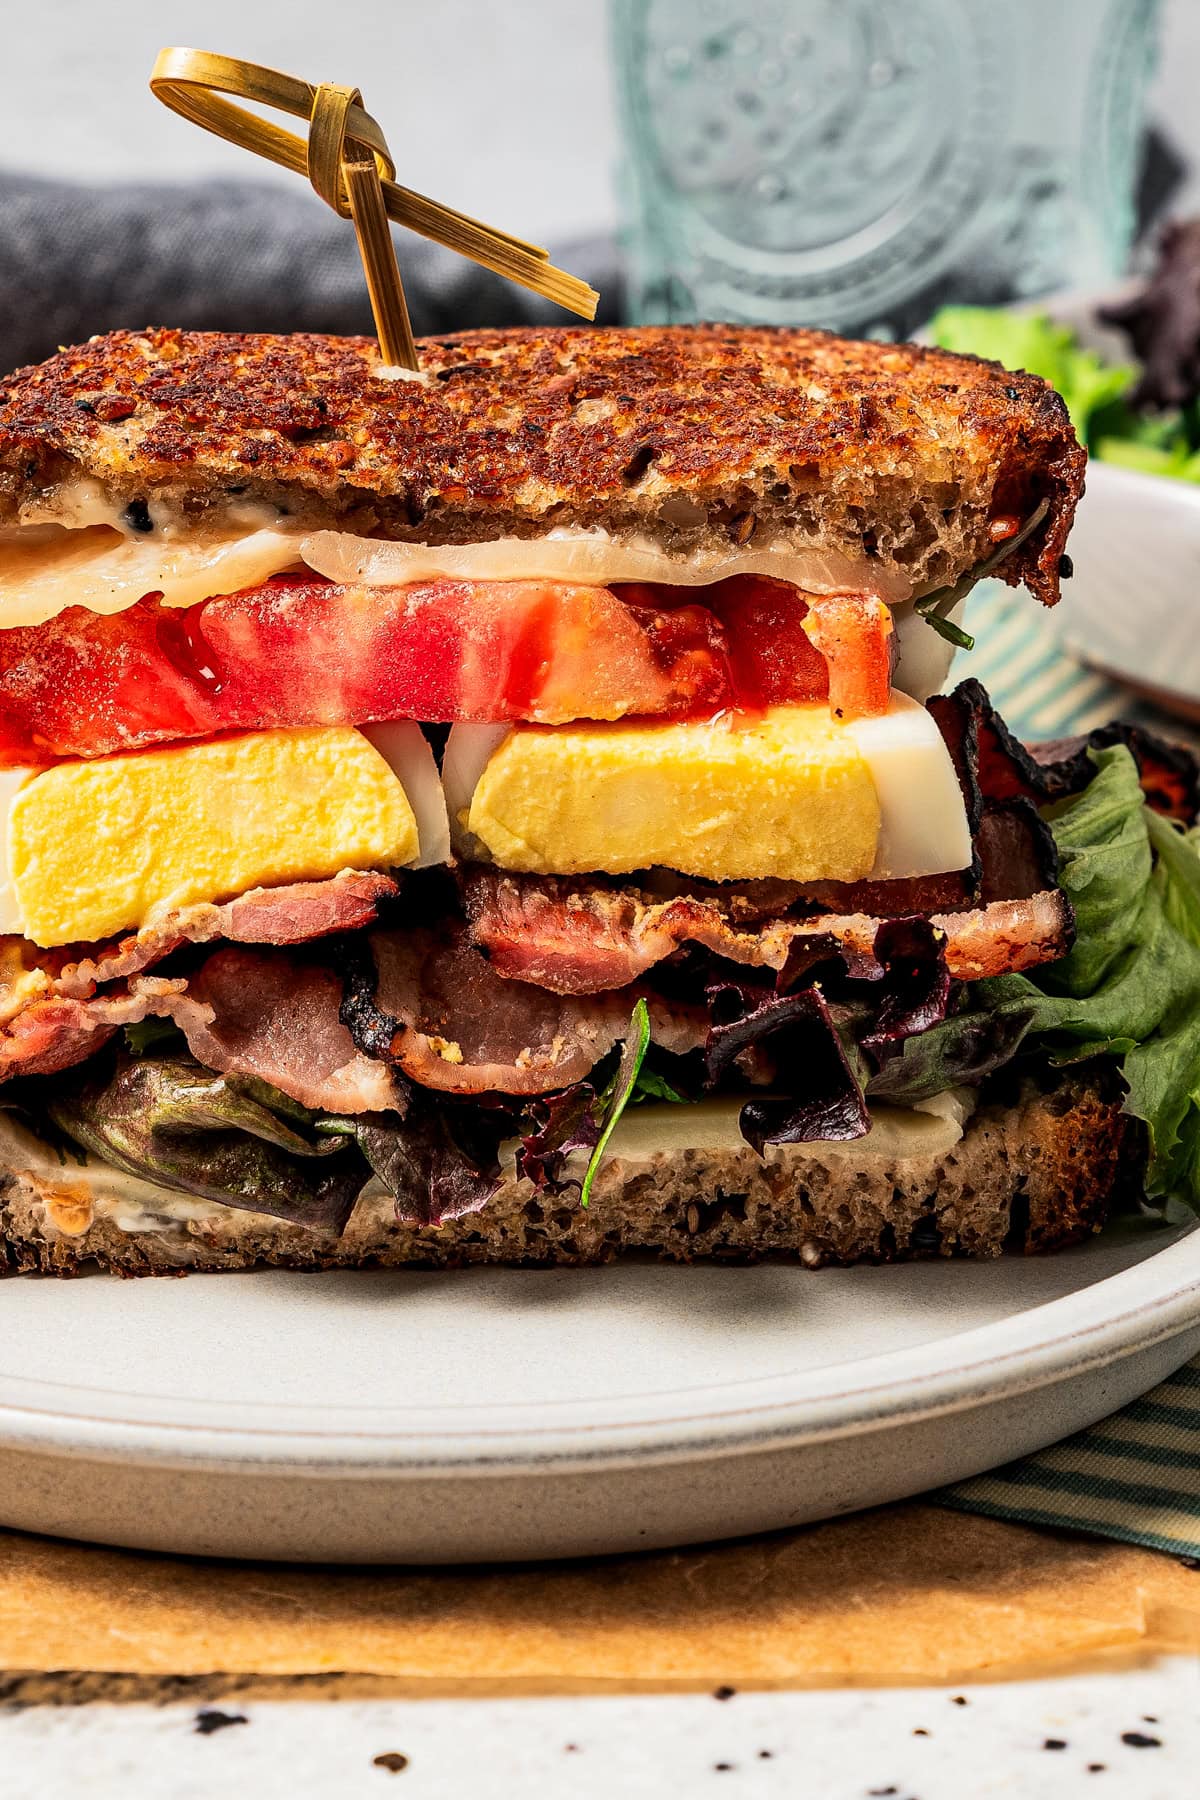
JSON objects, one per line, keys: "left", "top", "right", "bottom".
{"left": 800, "top": 591, "right": 895, "bottom": 720}
{"left": 0, "top": 573, "right": 891, "bottom": 766}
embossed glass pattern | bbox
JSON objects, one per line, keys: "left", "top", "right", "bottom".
{"left": 612, "top": 0, "right": 1161, "bottom": 338}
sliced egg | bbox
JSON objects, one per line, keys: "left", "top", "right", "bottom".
{"left": 846, "top": 691, "right": 973, "bottom": 879}
{"left": 446, "top": 695, "right": 971, "bottom": 885}
{"left": 0, "top": 726, "right": 445, "bottom": 948}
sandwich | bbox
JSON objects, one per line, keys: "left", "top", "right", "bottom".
{"left": 0, "top": 321, "right": 1194, "bottom": 1276}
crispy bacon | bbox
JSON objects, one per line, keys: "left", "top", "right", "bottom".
{"left": 0, "top": 978, "right": 188, "bottom": 1081}
{"left": 172, "top": 949, "right": 401, "bottom": 1114}
{"left": 338, "top": 926, "right": 708, "bottom": 1095}
{"left": 0, "top": 870, "right": 399, "bottom": 1018}
{"left": 460, "top": 866, "right": 1073, "bottom": 995}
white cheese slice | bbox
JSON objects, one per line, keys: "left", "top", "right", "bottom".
{"left": 0, "top": 524, "right": 310, "bottom": 628}
{"left": 299, "top": 526, "right": 916, "bottom": 604}
{"left": 501, "top": 1090, "right": 973, "bottom": 1175}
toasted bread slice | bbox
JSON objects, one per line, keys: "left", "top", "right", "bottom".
{"left": 0, "top": 1076, "right": 1135, "bottom": 1276}
{"left": 0, "top": 325, "right": 1083, "bottom": 603}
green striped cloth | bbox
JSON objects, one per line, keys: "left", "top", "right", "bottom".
{"left": 939, "top": 1363, "right": 1200, "bottom": 1557}
{"left": 954, "top": 580, "right": 1163, "bottom": 741}
{"left": 936, "top": 585, "right": 1200, "bottom": 1556}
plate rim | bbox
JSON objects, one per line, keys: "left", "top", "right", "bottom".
{"left": 0, "top": 1222, "right": 1196, "bottom": 1476}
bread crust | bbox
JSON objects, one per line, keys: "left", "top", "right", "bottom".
{"left": 0, "top": 1076, "right": 1136, "bottom": 1277}
{"left": 0, "top": 325, "right": 1083, "bottom": 603}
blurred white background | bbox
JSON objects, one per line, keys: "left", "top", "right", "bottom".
{"left": 8, "top": 0, "right": 1200, "bottom": 242}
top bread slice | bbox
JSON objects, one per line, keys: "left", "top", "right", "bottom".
{"left": 0, "top": 324, "right": 1084, "bottom": 604}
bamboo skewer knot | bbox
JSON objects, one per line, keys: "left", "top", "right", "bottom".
{"left": 150, "top": 47, "right": 599, "bottom": 373}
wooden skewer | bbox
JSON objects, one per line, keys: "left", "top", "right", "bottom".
{"left": 149, "top": 47, "right": 599, "bottom": 373}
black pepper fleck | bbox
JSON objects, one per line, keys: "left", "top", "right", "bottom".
{"left": 950, "top": 1695, "right": 968, "bottom": 1706}
{"left": 868, "top": 1788, "right": 899, "bottom": 1796}
{"left": 1088, "top": 1764, "right": 1106, "bottom": 1773}
{"left": 123, "top": 498, "right": 154, "bottom": 535}
{"left": 1121, "top": 1731, "right": 1161, "bottom": 1749}
{"left": 757, "top": 1749, "right": 773, "bottom": 1759}
{"left": 1058, "top": 552, "right": 1074, "bottom": 579}
{"left": 1043, "top": 1738, "right": 1068, "bottom": 1750}
{"left": 193, "top": 1709, "right": 248, "bottom": 1735}
{"left": 372, "top": 1751, "right": 409, "bottom": 1773}
{"left": 1142, "top": 1715, "right": 1158, "bottom": 1723}
{"left": 912, "top": 1727, "right": 930, "bottom": 1737}
{"left": 713, "top": 1685, "right": 736, "bottom": 1701}
{"left": 714, "top": 1763, "right": 735, "bottom": 1772}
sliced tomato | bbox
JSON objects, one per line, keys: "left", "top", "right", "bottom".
{"left": 799, "top": 591, "right": 894, "bottom": 720}
{"left": 0, "top": 572, "right": 894, "bottom": 766}
{"left": 0, "top": 576, "right": 731, "bottom": 764}
{"left": 697, "top": 575, "right": 829, "bottom": 708}
{"left": 617, "top": 576, "right": 892, "bottom": 718}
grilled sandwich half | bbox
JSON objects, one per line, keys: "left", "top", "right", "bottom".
{"left": 0, "top": 323, "right": 1169, "bottom": 1273}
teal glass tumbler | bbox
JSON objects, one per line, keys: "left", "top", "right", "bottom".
{"left": 612, "top": 0, "right": 1162, "bottom": 337}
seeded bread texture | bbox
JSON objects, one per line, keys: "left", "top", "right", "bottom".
{"left": 0, "top": 324, "right": 1084, "bottom": 603}
{"left": 0, "top": 1076, "right": 1136, "bottom": 1277}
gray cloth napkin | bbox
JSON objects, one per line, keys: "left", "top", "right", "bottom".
{"left": 0, "top": 172, "right": 623, "bottom": 373}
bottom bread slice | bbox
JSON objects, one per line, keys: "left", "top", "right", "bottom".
{"left": 0, "top": 1073, "right": 1139, "bottom": 1276}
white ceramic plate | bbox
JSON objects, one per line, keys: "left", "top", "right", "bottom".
{"left": 0, "top": 1214, "right": 1196, "bottom": 1562}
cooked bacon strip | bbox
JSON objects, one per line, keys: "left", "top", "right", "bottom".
{"left": 0, "top": 871, "right": 399, "bottom": 1015}
{"left": 0, "top": 977, "right": 187, "bottom": 1081}
{"left": 341, "top": 926, "right": 707, "bottom": 1095}
{"left": 166, "top": 948, "right": 402, "bottom": 1115}
{"left": 461, "top": 866, "right": 1073, "bottom": 995}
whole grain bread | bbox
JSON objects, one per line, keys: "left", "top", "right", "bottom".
{"left": 0, "top": 324, "right": 1083, "bottom": 603}
{"left": 0, "top": 1076, "right": 1137, "bottom": 1277}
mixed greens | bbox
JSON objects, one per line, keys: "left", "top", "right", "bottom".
{"left": 876, "top": 746, "right": 1200, "bottom": 1207}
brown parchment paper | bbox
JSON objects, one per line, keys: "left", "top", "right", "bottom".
{"left": 0, "top": 1504, "right": 1197, "bottom": 1694}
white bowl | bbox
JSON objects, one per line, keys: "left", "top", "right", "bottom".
{"left": 1055, "top": 458, "right": 1200, "bottom": 721}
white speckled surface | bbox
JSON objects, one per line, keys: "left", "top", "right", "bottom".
{"left": 1, "top": 1662, "right": 1197, "bottom": 1797}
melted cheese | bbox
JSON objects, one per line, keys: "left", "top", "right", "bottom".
{"left": 301, "top": 525, "right": 915, "bottom": 604}
{"left": 0, "top": 524, "right": 310, "bottom": 627}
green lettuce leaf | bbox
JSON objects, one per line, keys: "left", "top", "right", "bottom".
{"left": 580, "top": 997, "right": 651, "bottom": 1208}
{"left": 875, "top": 746, "right": 1200, "bottom": 1205}
{"left": 46, "top": 1055, "right": 364, "bottom": 1231}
